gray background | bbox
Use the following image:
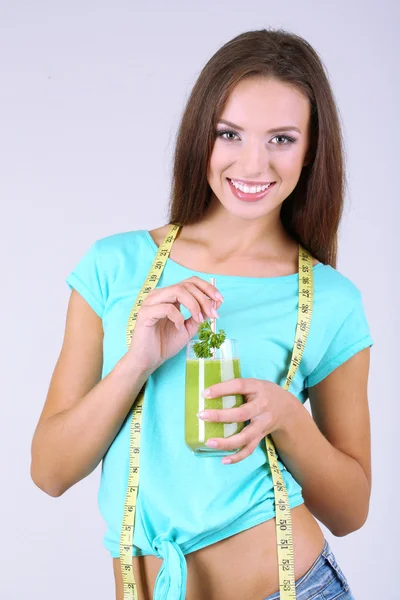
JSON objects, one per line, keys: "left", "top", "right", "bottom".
{"left": 1, "top": 0, "right": 397, "bottom": 598}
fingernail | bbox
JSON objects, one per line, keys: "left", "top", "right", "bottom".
{"left": 211, "top": 307, "right": 219, "bottom": 318}
{"left": 198, "top": 312, "right": 204, "bottom": 322}
{"left": 206, "top": 440, "right": 218, "bottom": 448}
{"left": 222, "top": 458, "right": 232, "bottom": 464}
{"left": 215, "top": 292, "right": 224, "bottom": 302}
{"left": 197, "top": 411, "right": 210, "bottom": 420}
{"left": 202, "top": 388, "right": 211, "bottom": 397}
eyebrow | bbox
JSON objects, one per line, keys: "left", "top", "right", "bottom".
{"left": 217, "top": 118, "right": 301, "bottom": 134}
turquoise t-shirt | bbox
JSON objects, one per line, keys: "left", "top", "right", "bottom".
{"left": 66, "top": 229, "right": 374, "bottom": 599}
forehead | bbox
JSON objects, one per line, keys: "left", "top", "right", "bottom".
{"left": 219, "top": 77, "right": 310, "bottom": 128}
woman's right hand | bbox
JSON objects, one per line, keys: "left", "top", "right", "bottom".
{"left": 126, "top": 276, "right": 224, "bottom": 374}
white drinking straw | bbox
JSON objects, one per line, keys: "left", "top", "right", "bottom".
{"left": 210, "top": 277, "right": 216, "bottom": 359}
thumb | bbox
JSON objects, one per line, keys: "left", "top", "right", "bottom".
{"left": 184, "top": 316, "right": 201, "bottom": 340}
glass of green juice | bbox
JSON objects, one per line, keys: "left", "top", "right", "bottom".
{"left": 184, "top": 337, "right": 246, "bottom": 457}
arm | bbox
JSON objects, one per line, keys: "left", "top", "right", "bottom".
{"left": 31, "top": 358, "right": 150, "bottom": 497}
{"left": 271, "top": 346, "right": 372, "bottom": 537}
{"left": 30, "top": 289, "right": 152, "bottom": 498}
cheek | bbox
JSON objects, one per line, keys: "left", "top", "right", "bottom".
{"left": 276, "top": 152, "right": 305, "bottom": 179}
{"left": 208, "top": 151, "right": 229, "bottom": 182}
{"left": 209, "top": 140, "right": 238, "bottom": 169}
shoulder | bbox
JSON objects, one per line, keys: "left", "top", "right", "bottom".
{"left": 311, "top": 262, "right": 368, "bottom": 338}
{"left": 302, "top": 241, "right": 362, "bottom": 311}
{"left": 82, "top": 229, "right": 154, "bottom": 283}
{"left": 148, "top": 223, "right": 175, "bottom": 247}
{"left": 304, "top": 263, "right": 373, "bottom": 388}
{"left": 96, "top": 224, "right": 175, "bottom": 255}
{"left": 315, "top": 262, "right": 362, "bottom": 304}
{"left": 94, "top": 229, "right": 148, "bottom": 253}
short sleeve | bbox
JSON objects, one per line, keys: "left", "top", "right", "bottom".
{"left": 305, "top": 291, "right": 374, "bottom": 388}
{"left": 65, "top": 240, "right": 107, "bottom": 318}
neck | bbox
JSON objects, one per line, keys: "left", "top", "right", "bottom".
{"left": 180, "top": 202, "right": 295, "bottom": 260}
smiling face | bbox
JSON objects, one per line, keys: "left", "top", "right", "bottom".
{"left": 206, "top": 76, "right": 312, "bottom": 221}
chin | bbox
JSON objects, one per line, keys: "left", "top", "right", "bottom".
{"left": 222, "top": 203, "right": 274, "bottom": 220}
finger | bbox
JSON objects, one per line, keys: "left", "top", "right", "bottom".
{"left": 203, "top": 378, "right": 262, "bottom": 399}
{"left": 139, "top": 303, "right": 185, "bottom": 331}
{"left": 198, "top": 401, "right": 259, "bottom": 423}
{"left": 185, "top": 276, "right": 224, "bottom": 303}
{"left": 145, "top": 277, "right": 223, "bottom": 307}
{"left": 206, "top": 420, "right": 259, "bottom": 452}
{"left": 183, "top": 315, "right": 205, "bottom": 338}
{"left": 222, "top": 440, "right": 260, "bottom": 465}
{"left": 143, "top": 286, "right": 204, "bottom": 323}
{"left": 183, "top": 282, "right": 220, "bottom": 320}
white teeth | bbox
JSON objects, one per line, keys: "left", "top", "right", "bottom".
{"left": 230, "top": 179, "right": 272, "bottom": 193}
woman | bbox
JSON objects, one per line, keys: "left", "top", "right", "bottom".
{"left": 30, "top": 28, "right": 373, "bottom": 600}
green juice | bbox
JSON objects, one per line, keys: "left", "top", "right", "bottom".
{"left": 185, "top": 357, "right": 245, "bottom": 456}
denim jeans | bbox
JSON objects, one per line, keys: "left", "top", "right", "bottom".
{"left": 263, "top": 538, "right": 355, "bottom": 599}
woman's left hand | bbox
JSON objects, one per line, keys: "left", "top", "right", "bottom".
{"left": 197, "top": 377, "right": 296, "bottom": 465}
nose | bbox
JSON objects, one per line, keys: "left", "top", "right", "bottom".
{"left": 239, "top": 139, "right": 270, "bottom": 178}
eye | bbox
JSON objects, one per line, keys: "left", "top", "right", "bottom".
{"left": 216, "top": 130, "right": 297, "bottom": 145}
{"left": 216, "top": 129, "right": 239, "bottom": 141}
{"left": 271, "top": 135, "right": 296, "bottom": 145}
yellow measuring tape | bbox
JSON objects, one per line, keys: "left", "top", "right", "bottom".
{"left": 119, "top": 223, "right": 314, "bottom": 600}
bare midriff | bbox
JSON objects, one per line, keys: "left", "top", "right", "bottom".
{"left": 112, "top": 502, "right": 325, "bottom": 600}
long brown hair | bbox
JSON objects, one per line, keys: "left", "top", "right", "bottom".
{"left": 167, "top": 28, "right": 347, "bottom": 268}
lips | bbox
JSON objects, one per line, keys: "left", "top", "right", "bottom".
{"left": 227, "top": 178, "right": 276, "bottom": 202}
{"left": 228, "top": 178, "right": 274, "bottom": 187}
